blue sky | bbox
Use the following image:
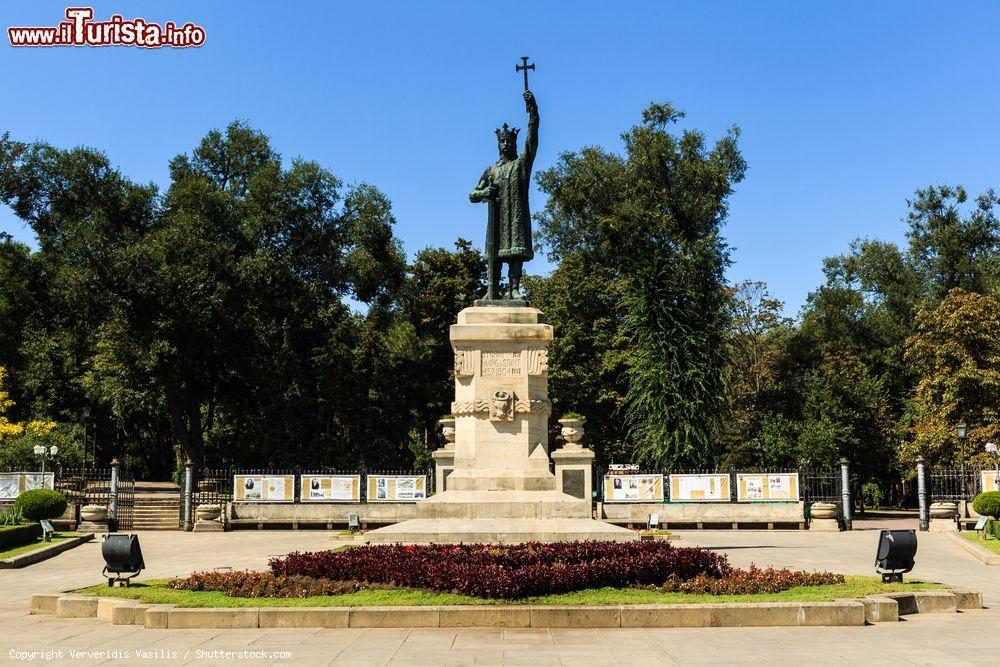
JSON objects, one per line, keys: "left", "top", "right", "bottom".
{"left": 3, "top": 1, "right": 999, "bottom": 316}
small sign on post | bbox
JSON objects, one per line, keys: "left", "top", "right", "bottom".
{"left": 40, "top": 519, "right": 54, "bottom": 542}
{"left": 975, "top": 515, "right": 988, "bottom": 539}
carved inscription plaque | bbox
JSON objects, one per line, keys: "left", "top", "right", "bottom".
{"left": 481, "top": 351, "right": 521, "bottom": 377}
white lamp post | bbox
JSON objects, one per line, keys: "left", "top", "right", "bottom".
{"left": 33, "top": 444, "right": 58, "bottom": 475}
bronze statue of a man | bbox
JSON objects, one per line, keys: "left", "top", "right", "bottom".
{"left": 470, "top": 89, "right": 538, "bottom": 301}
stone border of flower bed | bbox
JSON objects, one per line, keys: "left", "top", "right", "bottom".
{"left": 944, "top": 531, "right": 1000, "bottom": 565}
{"left": 27, "top": 588, "right": 981, "bottom": 629}
{"left": 0, "top": 533, "right": 94, "bottom": 569}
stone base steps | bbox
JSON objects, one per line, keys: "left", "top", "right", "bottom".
{"left": 131, "top": 505, "right": 181, "bottom": 530}
{"left": 360, "top": 517, "right": 637, "bottom": 544}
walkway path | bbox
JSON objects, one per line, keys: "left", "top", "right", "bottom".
{"left": 1, "top": 529, "right": 995, "bottom": 665}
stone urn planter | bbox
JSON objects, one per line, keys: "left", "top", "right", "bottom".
{"left": 80, "top": 505, "right": 107, "bottom": 522}
{"left": 195, "top": 504, "right": 222, "bottom": 522}
{"left": 558, "top": 417, "right": 586, "bottom": 449}
{"left": 438, "top": 418, "right": 456, "bottom": 449}
{"left": 809, "top": 502, "right": 837, "bottom": 519}
{"left": 929, "top": 501, "right": 958, "bottom": 519}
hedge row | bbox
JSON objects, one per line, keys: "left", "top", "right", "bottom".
{"left": 0, "top": 523, "right": 42, "bottom": 549}
{"left": 269, "top": 541, "right": 730, "bottom": 599}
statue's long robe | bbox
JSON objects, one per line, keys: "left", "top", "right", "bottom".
{"left": 470, "top": 106, "right": 538, "bottom": 261}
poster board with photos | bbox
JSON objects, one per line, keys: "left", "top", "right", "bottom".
{"left": 668, "top": 474, "right": 731, "bottom": 502}
{"left": 736, "top": 473, "right": 799, "bottom": 502}
{"left": 233, "top": 474, "right": 295, "bottom": 502}
{"left": 300, "top": 474, "right": 361, "bottom": 502}
{"left": 0, "top": 472, "right": 55, "bottom": 501}
{"left": 366, "top": 475, "right": 427, "bottom": 502}
{"left": 602, "top": 474, "right": 664, "bottom": 502}
{"left": 981, "top": 471, "right": 1000, "bottom": 493}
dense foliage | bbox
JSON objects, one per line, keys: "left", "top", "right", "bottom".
{"left": 12, "top": 489, "right": 66, "bottom": 521}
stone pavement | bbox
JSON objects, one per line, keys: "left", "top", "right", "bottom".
{"left": 0, "top": 529, "right": 996, "bottom": 666}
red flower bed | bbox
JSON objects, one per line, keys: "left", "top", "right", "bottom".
{"left": 660, "top": 565, "right": 844, "bottom": 595}
{"left": 268, "top": 541, "right": 729, "bottom": 599}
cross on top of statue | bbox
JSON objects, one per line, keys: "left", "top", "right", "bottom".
{"left": 516, "top": 56, "right": 535, "bottom": 92}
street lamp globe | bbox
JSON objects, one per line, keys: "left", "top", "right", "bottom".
{"left": 33, "top": 445, "right": 45, "bottom": 456}
{"left": 49, "top": 445, "right": 58, "bottom": 456}
{"left": 986, "top": 442, "right": 998, "bottom": 454}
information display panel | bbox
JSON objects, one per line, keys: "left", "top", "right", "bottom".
{"left": 300, "top": 474, "right": 361, "bottom": 502}
{"left": 980, "top": 471, "right": 1000, "bottom": 493}
{"left": 668, "top": 474, "right": 731, "bottom": 502}
{"left": 602, "top": 474, "right": 664, "bottom": 502}
{"left": 736, "top": 473, "right": 799, "bottom": 502}
{"left": 233, "top": 474, "right": 295, "bottom": 502}
{"left": 0, "top": 472, "right": 54, "bottom": 501}
{"left": 367, "top": 475, "right": 427, "bottom": 502}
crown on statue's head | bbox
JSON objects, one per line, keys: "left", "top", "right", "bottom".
{"left": 495, "top": 123, "right": 519, "bottom": 142}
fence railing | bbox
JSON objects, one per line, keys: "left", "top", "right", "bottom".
{"left": 928, "top": 465, "right": 982, "bottom": 503}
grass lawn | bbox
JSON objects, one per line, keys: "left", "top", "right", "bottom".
{"left": 0, "top": 532, "right": 83, "bottom": 560}
{"left": 76, "top": 576, "right": 944, "bottom": 608}
{"left": 959, "top": 531, "right": 1000, "bottom": 554}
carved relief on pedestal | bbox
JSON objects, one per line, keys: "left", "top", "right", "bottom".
{"left": 451, "top": 396, "right": 552, "bottom": 421}
{"left": 453, "top": 347, "right": 476, "bottom": 377}
{"left": 526, "top": 347, "right": 548, "bottom": 375}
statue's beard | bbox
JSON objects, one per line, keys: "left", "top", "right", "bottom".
{"left": 498, "top": 146, "right": 517, "bottom": 161}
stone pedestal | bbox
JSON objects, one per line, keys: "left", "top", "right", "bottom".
{"left": 445, "top": 307, "right": 555, "bottom": 492}
{"left": 363, "top": 306, "right": 634, "bottom": 544}
{"left": 551, "top": 446, "right": 594, "bottom": 501}
{"left": 432, "top": 417, "right": 456, "bottom": 492}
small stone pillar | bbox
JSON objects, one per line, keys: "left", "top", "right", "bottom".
{"left": 550, "top": 417, "right": 594, "bottom": 501}
{"left": 916, "top": 456, "right": 928, "bottom": 531}
{"left": 182, "top": 458, "right": 194, "bottom": 532}
{"left": 432, "top": 418, "right": 456, "bottom": 492}
{"left": 839, "top": 458, "right": 852, "bottom": 531}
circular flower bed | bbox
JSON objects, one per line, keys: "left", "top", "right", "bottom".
{"left": 168, "top": 541, "right": 844, "bottom": 600}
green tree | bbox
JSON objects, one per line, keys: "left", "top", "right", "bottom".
{"left": 903, "top": 288, "right": 1000, "bottom": 466}
{"left": 535, "top": 103, "right": 745, "bottom": 467}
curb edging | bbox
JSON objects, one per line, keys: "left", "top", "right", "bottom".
{"left": 944, "top": 531, "right": 1000, "bottom": 565}
{"left": 27, "top": 588, "right": 982, "bottom": 629}
{"left": 0, "top": 533, "right": 94, "bottom": 569}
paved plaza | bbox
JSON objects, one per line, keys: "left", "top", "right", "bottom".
{"left": 1, "top": 527, "right": 996, "bottom": 666}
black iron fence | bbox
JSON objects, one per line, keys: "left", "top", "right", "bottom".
{"left": 928, "top": 465, "right": 982, "bottom": 503}
{"left": 46, "top": 466, "right": 134, "bottom": 530}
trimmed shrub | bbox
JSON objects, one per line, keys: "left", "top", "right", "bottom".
{"left": 13, "top": 489, "right": 68, "bottom": 522}
{"left": 269, "top": 541, "right": 730, "bottom": 599}
{"left": 972, "top": 491, "right": 1000, "bottom": 520}
{"left": 0, "top": 523, "right": 42, "bottom": 549}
